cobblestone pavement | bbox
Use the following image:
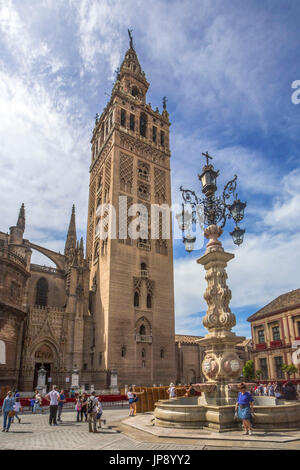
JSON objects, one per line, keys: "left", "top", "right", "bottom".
{"left": 0, "top": 410, "right": 209, "bottom": 450}
{"left": 1, "top": 410, "right": 297, "bottom": 450}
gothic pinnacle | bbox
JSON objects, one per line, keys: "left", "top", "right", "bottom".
{"left": 64, "top": 204, "right": 77, "bottom": 257}
{"left": 17, "top": 203, "right": 25, "bottom": 232}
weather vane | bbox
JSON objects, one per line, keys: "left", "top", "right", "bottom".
{"left": 128, "top": 28, "right": 134, "bottom": 48}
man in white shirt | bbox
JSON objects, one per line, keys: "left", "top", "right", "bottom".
{"left": 45, "top": 385, "right": 60, "bottom": 426}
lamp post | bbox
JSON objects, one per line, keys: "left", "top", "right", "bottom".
{"left": 179, "top": 151, "right": 246, "bottom": 250}
{"left": 178, "top": 152, "right": 247, "bottom": 407}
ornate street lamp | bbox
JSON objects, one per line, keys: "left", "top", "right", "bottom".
{"left": 176, "top": 151, "right": 248, "bottom": 418}
{"left": 179, "top": 151, "right": 246, "bottom": 250}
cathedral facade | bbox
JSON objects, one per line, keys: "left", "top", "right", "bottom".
{"left": 0, "top": 204, "right": 95, "bottom": 391}
{"left": 0, "top": 39, "right": 176, "bottom": 392}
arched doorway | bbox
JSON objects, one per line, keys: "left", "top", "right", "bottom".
{"left": 33, "top": 344, "right": 54, "bottom": 390}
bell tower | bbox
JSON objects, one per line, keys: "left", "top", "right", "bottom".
{"left": 87, "top": 33, "right": 175, "bottom": 387}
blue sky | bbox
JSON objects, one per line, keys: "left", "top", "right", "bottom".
{"left": 1, "top": 0, "right": 300, "bottom": 339}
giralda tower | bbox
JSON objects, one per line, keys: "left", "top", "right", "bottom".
{"left": 86, "top": 34, "right": 175, "bottom": 387}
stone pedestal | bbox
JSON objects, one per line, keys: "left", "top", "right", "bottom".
{"left": 110, "top": 368, "right": 119, "bottom": 393}
{"left": 194, "top": 225, "right": 244, "bottom": 408}
{"left": 37, "top": 365, "right": 47, "bottom": 395}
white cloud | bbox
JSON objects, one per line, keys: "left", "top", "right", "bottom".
{"left": 264, "top": 168, "right": 300, "bottom": 231}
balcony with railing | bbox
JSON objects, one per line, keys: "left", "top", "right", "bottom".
{"left": 255, "top": 343, "right": 267, "bottom": 351}
{"left": 137, "top": 241, "right": 151, "bottom": 251}
{"left": 270, "top": 340, "right": 283, "bottom": 348}
{"left": 140, "top": 270, "right": 149, "bottom": 278}
{"left": 30, "top": 264, "right": 63, "bottom": 275}
{"left": 0, "top": 248, "right": 26, "bottom": 268}
{"left": 136, "top": 334, "right": 152, "bottom": 343}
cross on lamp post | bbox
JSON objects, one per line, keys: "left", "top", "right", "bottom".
{"left": 202, "top": 151, "right": 213, "bottom": 166}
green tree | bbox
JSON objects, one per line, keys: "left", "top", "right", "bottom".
{"left": 281, "top": 364, "right": 298, "bottom": 377}
{"left": 242, "top": 360, "right": 255, "bottom": 381}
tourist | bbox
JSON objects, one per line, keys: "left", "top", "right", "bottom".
{"left": 70, "top": 388, "right": 75, "bottom": 398}
{"left": 13, "top": 397, "right": 22, "bottom": 423}
{"left": 258, "top": 383, "right": 264, "bottom": 396}
{"left": 131, "top": 387, "right": 144, "bottom": 416}
{"left": 45, "top": 385, "right": 60, "bottom": 426}
{"left": 81, "top": 393, "right": 88, "bottom": 422}
{"left": 127, "top": 387, "right": 136, "bottom": 416}
{"left": 57, "top": 389, "right": 66, "bottom": 422}
{"left": 96, "top": 398, "right": 104, "bottom": 429}
{"left": 33, "top": 390, "right": 43, "bottom": 413}
{"left": 235, "top": 383, "right": 254, "bottom": 436}
{"left": 75, "top": 395, "right": 83, "bottom": 422}
{"left": 167, "top": 382, "right": 176, "bottom": 399}
{"left": 283, "top": 381, "right": 298, "bottom": 401}
{"left": 29, "top": 395, "right": 35, "bottom": 413}
{"left": 263, "top": 383, "right": 268, "bottom": 396}
{"left": 275, "top": 382, "right": 284, "bottom": 399}
{"left": 268, "top": 383, "right": 275, "bottom": 397}
{"left": 87, "top": 391, "right": 99, "bottom": 433}
{"left": 127, "top": 387, "right": 144, "bottom": 416}
{"left": 184, "top": 383, "right": 197, "bottom": 397}
{"left": 2, "top": 391, "right": 15, "bottom": 432}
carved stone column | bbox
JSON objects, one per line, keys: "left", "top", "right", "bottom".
{"left": 196, "top": 225, "right": 244, "bottom": 405}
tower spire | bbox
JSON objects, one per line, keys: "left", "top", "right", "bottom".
{"left": 17, "top": 203, "right": 25, "bottom": 232}
{"left": 64, "top": 204, "right": 77, "bottom": 257}
{"left": 128, "top": 28, "right": 134, "bottom": 49}
{"left": 117, "top": 31, "right": 149, "bottom": 103}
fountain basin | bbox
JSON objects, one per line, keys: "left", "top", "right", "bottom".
{"left": 154, "top": 396, "right": 300, "bottom": 432}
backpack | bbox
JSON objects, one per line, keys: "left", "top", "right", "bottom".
{"left": 87, "top": 397, "right": 95, "bottom": 413}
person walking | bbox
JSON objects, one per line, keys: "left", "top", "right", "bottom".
{"left": 2, "top": 391, "right": 15, "bottom": 432}
{"left": 81, "top": 393, "right": 88, "bottom": 422}
{"left": 13, "top": 397, "right": 22, "bottom": 423}
{"left": 33, "top": 390, "right": 43, "bottom": 413}
{"left": 87, "top": 391, "right": 99, "bottom": 433}
{"left": 235, "top": 383, "right": 254, "bottom": 436}
{"left": 45, "top": 385, "right": 60, "bottom": 426}
{"left": 57, "top": 390, "right": 66, "bottom": 422}
{"left": 75, "top": 395, "right": 83, "bottom": 422}
{"left": 96, "top": 399, "right": 104, "bottom": 429}
{"left": 29, "top": 395, "right": 35, "bottom": 413}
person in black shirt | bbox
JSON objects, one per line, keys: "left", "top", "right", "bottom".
{"left": 283, "top": 382, "right": 297, "bottom": 401}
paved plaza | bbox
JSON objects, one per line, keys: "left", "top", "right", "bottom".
{"left": 1, "top": 408, "right": 300, "bottom": 450}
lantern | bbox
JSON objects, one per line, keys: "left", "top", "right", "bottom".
{"left": 198, "top": 165, "right": 219, "bottom": 197}
{"left": 230, "top": 226, "right": 245, "bottom": 246}
{"left": 229, "top": 199, "right": 247, "bottom": 223}
{"left": 183, "top": 234, "right": 196, "bottom": 253}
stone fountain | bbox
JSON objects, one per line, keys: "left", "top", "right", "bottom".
{"left": 154, "top": 225, "right": 300, "bottom": 431}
